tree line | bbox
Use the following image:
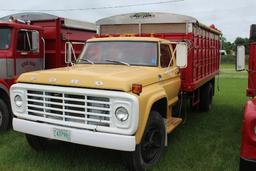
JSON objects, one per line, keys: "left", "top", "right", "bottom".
{"left": 222, "top": 37, "right": 249, "bottom": 55}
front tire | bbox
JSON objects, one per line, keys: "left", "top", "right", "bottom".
{"left": 26, "top": 134, "right": 50, "bottom": 151}
{"left": 199, "top": 83, "right": 213, "bottom": 112}
{"left": 0, "top": 99, "right": 10, "bottom": 132}
{"left": 126, "top": 111, "right": 166, "bottom": 171}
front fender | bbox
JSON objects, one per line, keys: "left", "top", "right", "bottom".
{"left": 135, "top": 84, "right": 167, "bottom": 144}
{"left": 0, "top": 80, "right": 10, "bottom": 95}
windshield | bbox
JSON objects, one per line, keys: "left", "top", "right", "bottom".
{"left": 0, "top": 28, "right": 11, "bottom": 50}
{"left": 78, "top": 41, "right": 158, "bottom": 66}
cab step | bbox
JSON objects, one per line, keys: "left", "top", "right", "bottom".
{"left": 166, "top": 117, "right": 182, "bottom": 134}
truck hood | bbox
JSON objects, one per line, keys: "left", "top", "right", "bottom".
{"left": 17, "top": 64, "right": 163, "bottom": 92}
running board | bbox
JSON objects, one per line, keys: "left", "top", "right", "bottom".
{"left": 166, "top": 117, "right": 182, "bottom": 134}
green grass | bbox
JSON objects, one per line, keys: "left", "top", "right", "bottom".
{"left": 0, "top": 64, "right": 247, "bottom": 171}
{"left": 220, "top": 63, "right": 247, "bottom": 79}
{"left": 221, "top": 55, "right": 236, "bottom": 64}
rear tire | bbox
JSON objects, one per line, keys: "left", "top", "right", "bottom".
{"left": 0, "top": 99, "right": 10, "bottom": 132}
{"left": 125, "top": 111, "right": 166, "bottom": 171}
{"left": 26, "top": 134, "right": 50, "bottom": 151}
{"left": 199, "top": 83, "right": 213, "bottom": 112}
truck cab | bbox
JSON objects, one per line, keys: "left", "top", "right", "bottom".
{"left": 0, "top": 21, "right": 44, "bottom": 131}
{"left": 0, "top": 13, "right": 96, "bottom": 132}
{"left": 11, "top": 36, "right": 187, "bottom": 171}
{"left": 10, "top": 12, "right": 220, "bottom": 171}
{"left": 0, "top": 21, "right": 44, "bottom": 84}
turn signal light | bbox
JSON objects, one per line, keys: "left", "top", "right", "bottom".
{"left": 132, "top": 84, "right": 142, "bottom": 95}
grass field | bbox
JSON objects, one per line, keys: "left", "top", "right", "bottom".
{"left": 0, "top": 64, "right": 247, "bottom": 171}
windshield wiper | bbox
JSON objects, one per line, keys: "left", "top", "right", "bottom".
{"left": 105, "top": 59, "right": 130, "bottom": 66}
{"left": 77, "top": 58, "right": 94, "bottom": 64}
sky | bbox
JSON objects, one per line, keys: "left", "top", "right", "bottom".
{"left": 0, "top": 0, "right": 255, "bottom": 42}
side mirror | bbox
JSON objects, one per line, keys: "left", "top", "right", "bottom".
{"left": 31, "top": 31, "right": 39, "bottom": 52}
{"left": 65, "top": 42, "right": 73, "bottom": 64}
{"left": 236, "top": 45, "right": 245, "bottom": 71}
{"left": 176, "top": 43, "right": 188, "bottom": 68}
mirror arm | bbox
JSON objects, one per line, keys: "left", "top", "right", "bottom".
{"left": 65, "top": 42, "right": 78, "bottom": 66}
{"left": 165, "top": 46, "right": 177, "bottom": 73}
{"left": 41, "top": 37, "right": 45, "bottom": 69}
{"left": 25, "top": 31, "right": 32, "bottom": 51}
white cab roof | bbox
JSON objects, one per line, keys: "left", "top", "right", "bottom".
{"left": 97, "top": 12, "right": 198, "bottom": 25}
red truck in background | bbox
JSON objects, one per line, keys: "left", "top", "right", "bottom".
{"left": 0, "top": 12, "right": 96, "bottom": 131}
{"left": 239, "top": 24, "right": 256, "bottom": 170}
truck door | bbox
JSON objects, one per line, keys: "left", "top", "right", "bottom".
{"left": 15, "top": 29, "right": 43, "bottom": 76}
{"left": 160, "top": 44, "right": 181, "bottom": 104}
{"left": 0, "top": 27, "right": 13, "bottom": 80}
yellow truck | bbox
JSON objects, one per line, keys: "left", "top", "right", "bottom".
{"left": 10, "top": 13, "right": 221, "bottom": 170}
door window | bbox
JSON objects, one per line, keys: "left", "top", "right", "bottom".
{"left": 160, "top": 44, "right": 173, "bottom": 67}
{"left": 0, "top": 27, "right": 11, "bottom": 50}
{"left": 17, "top": 30, "right": 39, "bottom": 52}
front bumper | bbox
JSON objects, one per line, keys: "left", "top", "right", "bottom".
{"left": 240, "top": 157, "right": 256, "bottom": 171}
{"left": 13, "top": 118, "right": 136, "bottom": 152}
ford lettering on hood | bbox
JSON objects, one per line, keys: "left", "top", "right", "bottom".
{"left": 16, "top": 64, "right": 166, "bottom": 92}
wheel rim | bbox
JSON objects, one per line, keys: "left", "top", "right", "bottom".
{"left": 0, "top": 110, "right": 3, "bottom": 126}
{"left": 141, "top": 125, "right": 163, "bottom": 163}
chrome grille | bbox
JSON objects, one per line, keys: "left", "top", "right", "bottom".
{"left": 26, "top": 90, "right": 111, "bottom": 127}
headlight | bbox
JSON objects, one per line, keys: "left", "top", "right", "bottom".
{"left": 14, "top": 95, "right": 23, "bottom": 107}
{"left": 115, "top": 107, "right": 129, "bottom": 122}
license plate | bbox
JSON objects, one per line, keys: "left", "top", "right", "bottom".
{"left": 52, "top": 128, "right": 71, "bottom": 141}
